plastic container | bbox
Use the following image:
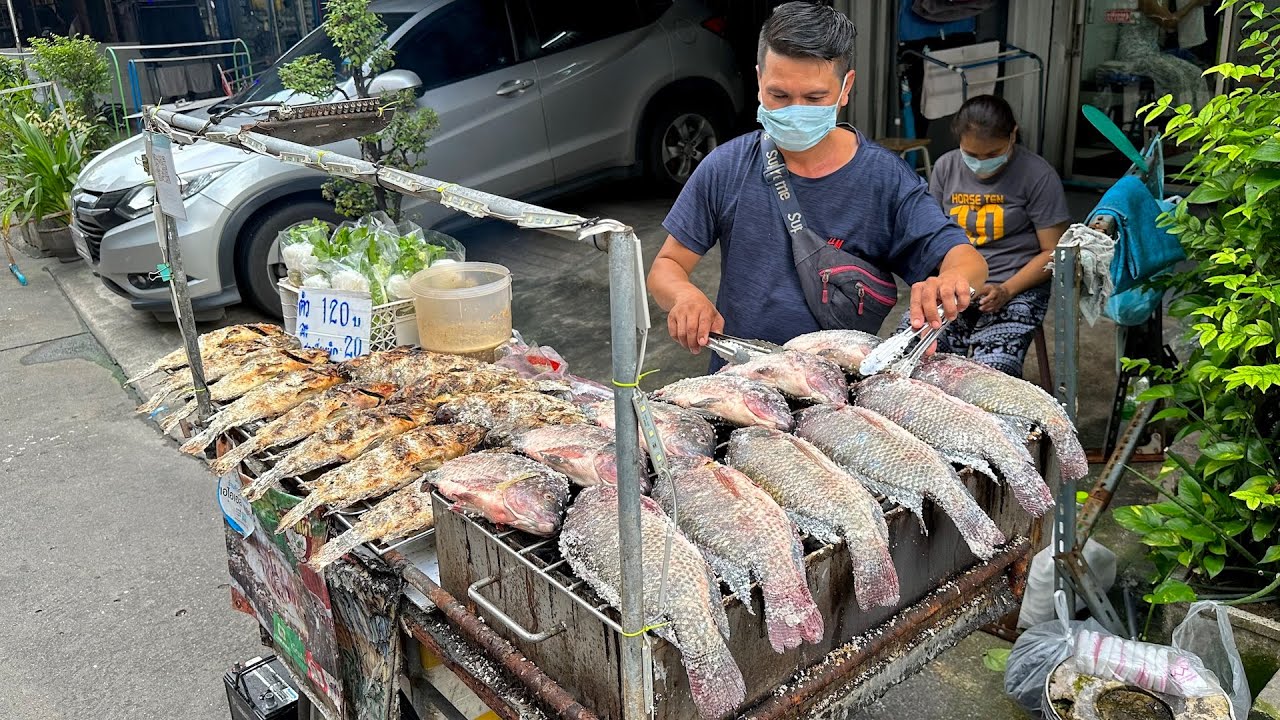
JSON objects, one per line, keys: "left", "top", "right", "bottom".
{"left": 409, "top": 262, "right": 512, "bottom": 361}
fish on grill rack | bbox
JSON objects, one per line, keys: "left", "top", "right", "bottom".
{"left": 434, "top": 391, "right": 587, "bottom": 445}
{"left": 127, "top": 323, "right": 288, "bottom": 385}
{"left": 275, "top": 422, "right": 486, "bottom": 533}
{"left": 241, "top": 400, "right": 439, "bottom": 501}
{"left": 560, "top": 485, "right": 746, "bottom": 720}
{"left": 157, "top": 348, "right": 332, "bottom": 431}
{"left": 179, "top": 364, "right": 350, "bottom": 454}
{"left": 209, "top": 382, "right": 397, "bottom": 476}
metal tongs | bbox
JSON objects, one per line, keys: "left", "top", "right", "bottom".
{"left": 705, "top": 332, "right": 784, "bottom": 365}
{"left": 860, "top": 287, "right": 977, "bottom": 377}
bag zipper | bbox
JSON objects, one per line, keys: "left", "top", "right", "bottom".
{"left": 823, "top": 263, "right": 896, "bottom": 290}
{"left": 820, "top": 266, "right": 896, "bottom": 309}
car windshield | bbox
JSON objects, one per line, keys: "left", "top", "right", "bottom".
{"left": 218, "top": 12, "right": 413, "bottom": 109}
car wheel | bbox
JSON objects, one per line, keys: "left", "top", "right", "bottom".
{"left": 644, "top": 99, "right": 729, "bottom": 195}
{"left": 235, "top": 199, "right": 340, "bottom": 318}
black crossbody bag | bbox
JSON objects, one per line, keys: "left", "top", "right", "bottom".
{"left": 760, "top": 130, "right": 898, "bottom": 333}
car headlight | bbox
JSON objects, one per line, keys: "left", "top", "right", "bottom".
{"left": 117, "top": 164, "right": 237, "bottom": 220}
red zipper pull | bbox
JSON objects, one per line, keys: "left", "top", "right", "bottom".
{"left": 821, "top": 269, "right": 831, "bottom": 304}
{"left": 857, "top": 284, "right": 865, "bottom": 315}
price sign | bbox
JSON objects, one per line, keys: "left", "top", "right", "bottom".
{"left": 296, "top": 287, "right": 373, "bottom": 360}
{"left": 146, "top": 133, "right": 187, "bottom": 221}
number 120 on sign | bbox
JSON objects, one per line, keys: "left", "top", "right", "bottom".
{"left": 296, "top": 288, "right": 373, "bottom": 361}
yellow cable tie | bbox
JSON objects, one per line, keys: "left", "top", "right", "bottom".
{"left": 611, "top": 369, "right": 661, "bottom": 389}
{"left": 435, "top": 183, "right": 455, "bottom": 194}
{"left": 620, "top": 620, "right": 669, "bottom": 637}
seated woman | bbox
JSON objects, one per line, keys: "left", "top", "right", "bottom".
{"left": 911, "top": 95, "right": 1070, "bottom": 378}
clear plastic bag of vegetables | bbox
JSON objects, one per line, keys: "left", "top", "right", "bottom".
{"left": 278, "top": 219, "right": 333, "bottom": 285}
{"left": 384, "top": 222, "right": 466, "bottom": 301}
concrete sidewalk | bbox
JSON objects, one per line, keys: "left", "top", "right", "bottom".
{"left": 0, "top": 256, "right": 261, "bottom": 720}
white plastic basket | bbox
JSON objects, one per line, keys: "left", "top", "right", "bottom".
{"left": 278, "top": 280, "right": 419, "bottom": 351}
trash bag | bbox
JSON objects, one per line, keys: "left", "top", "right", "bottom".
{"left": 1172, "top": 601, "right": 1250, "bottom": 719}
{"left": 1006, "top": 592, "right": 1106, "bottom": 718}
{"left": 1017, "top": 534, "right": 1117, "bottom": 629}
{"left": 1075, "top": 628, "right": 1228, "bottom": 701}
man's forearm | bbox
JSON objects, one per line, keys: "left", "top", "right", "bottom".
{"left": 648, "top": 257, "right": 698, "bottom": 312}
{"left": 939, "top": 244, "right": 988, "bottom": 293}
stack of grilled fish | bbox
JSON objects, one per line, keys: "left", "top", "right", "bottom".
{"left": 141, "top": 324, "right": 1086, "bottom": 720}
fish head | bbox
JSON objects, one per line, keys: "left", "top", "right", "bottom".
{"left": 795, "top": 353, "right": 850, "bottom": 405}
{"left": 742, "top": 384, "right": 793, "bottom": 430}
{"left": 501, "top": 472, "right": 568, "bottom": 535}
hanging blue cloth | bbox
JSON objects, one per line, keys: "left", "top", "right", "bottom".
{"left": 1090, "top": 175, "right": 1185, "bottom": 296}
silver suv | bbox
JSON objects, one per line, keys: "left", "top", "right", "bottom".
{"left": 72, "top": 0, "right": 743, "bottom": 318}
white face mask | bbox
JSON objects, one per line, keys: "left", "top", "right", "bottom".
{"left": 756, "top": 74, "right": 850, "bottom": 152}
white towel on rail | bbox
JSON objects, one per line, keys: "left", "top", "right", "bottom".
{"left": 920, "top": 41, "right": 1001, "bottom": 119}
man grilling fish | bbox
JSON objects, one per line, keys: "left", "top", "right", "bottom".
{"left": 649, "top": 2, "right": 987, "bottom": 367}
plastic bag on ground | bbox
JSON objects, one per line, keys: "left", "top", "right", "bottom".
{"left": 1006, "top": 591, "right": 1105, "bottom": 718}
{"left": 1018, "top": 533, "right": 1117, "bottom": 629}
{"left": 494, "top": 335, "right": 568, "bottom": 380}
{"left": 1172, "top": 601, "right": 1250, "bottom": 719}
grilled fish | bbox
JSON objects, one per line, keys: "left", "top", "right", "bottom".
{"left": 209, "top": 382, "right": 397, "bottom": 476}
{"left": 653, "top": 457, "right": 824, "bottom": 653}
{"left": 560, "top": 486, "right": 746, "bottom": 720}
{"left": 180, "top": 365, "right": 350, "bottom": 454}
{"left": 242, "top": 400, "right": 439, "bottom": 501}
{"left": 913, "top": 353, "right": 1088, "bottom": 481}
{"left": 308, "top": 483, "right": 434, "bottom": 570}
{"left": 347, "top": 347, "right": 486, "bottom": 386}
{"left": 796, "top": 405, "right": 1006, "bottom": 560}
{"left": 159, "top": 348, "right": 332, "bottom": 431}
{"left": 653, "top": 375, "right": 793, "bottom": 430}
{"left": 427, "top": 452, "right": 570, "bottom": 535}
{"left": 726, "top": 427, "right": 899, "bottom": 610}
{"left": 275, "top": 423, "right": 486, "bottom": 533}
{"left": 783, "top": 330, "right": 882, "bottom": 374}
{"left": 127, "top": 323, "right": 288, "bottom": 384}
{"left": 512, "top": 424, "right": 647, "bottom": 490}
{"left": 137, "top": 340, "right": 300, "bottom": 415}
{"left": 434, "top": 391, "right": 587, "bottom": 444}
{"left": 855, "top": 374, "right": 1054, "bottom": 517}
{"left": 717, "top": 350, "right": 848, "bottom": 406}
{"left": 389, "top": 369, "right": 568, "bottom": 404}
{"left": 587, "top": 399, "right": 716, "bottom": 460}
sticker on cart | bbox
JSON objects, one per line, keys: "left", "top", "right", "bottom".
{"left": 296, "top": 287, "right": 373, "bottom": 361}
{"left": 218, "top": 472, "right": 256, "bottom": 538}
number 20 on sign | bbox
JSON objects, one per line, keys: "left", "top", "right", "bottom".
{"left": 296, "top": 288, "right": 373, "bottom": 360}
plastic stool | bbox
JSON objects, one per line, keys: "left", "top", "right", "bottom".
{"left": 877, "top": 137, "right": 933, "bottom": 181}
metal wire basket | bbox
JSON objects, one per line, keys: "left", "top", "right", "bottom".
{"left": 277, "top": 279, "right": 419, "bottom": 351}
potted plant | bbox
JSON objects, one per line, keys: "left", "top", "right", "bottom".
{"left": 0, "top": 116, "right": 86, "bottom": 258}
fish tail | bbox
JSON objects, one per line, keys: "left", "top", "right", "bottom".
{"left": 935, "top": 486, "right": 1006, "bottom": 560}
{"left": 179, "top": 421, "right": 224, "bottom": 455}
{"left": 136, "top": 386, "right": 177, "bottom": 414}
{"left": 847, "top": 541, "right": 901, "bottom": 610}
{"left": 210, "top": 439, "right": 257, "bottom": 476}
{"left": 308, "top": 528, "right": 363, "bottom": 570}
{"left": 160, "top": 400, "right": 198, "bottom": 433}
{"left": 1004, "top": 463, "right": 1055, "bottom": 517}
{"left": 126, "top": 363, "right": 163, "bottom": 386}
{"left": 242, "top": 466, "right": 285, "bottom": 502}
{"left": 276, "top": 494, "right": 324, "bottom": 534}
{"left": 1046, "top": 418, "right": 1090, "bottom": 482}
{"left": 681, "top": 636, "right": 747, "bottom": 720}
{"left": 761, "top": 576, "right": 824, "bottom": 653}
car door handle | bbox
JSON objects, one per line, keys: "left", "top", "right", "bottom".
{"left": 495, "top": 78, "right": 535, "bottom": 97}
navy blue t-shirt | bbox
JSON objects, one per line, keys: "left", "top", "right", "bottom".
{"left": 663, "top": 128, "right": 969, "bottom": 360}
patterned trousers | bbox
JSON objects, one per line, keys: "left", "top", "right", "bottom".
{"left": 896, "top": 284, "right": 1051, "bottom": 378}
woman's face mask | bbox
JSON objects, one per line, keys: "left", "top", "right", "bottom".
{"left": 959, "top": 133, "right": 1015, "bottom": 178}
{"left": 757, "top": 74, "right": 850, "bottom": 152}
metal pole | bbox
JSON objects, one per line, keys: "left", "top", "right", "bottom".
{"left": 5, "top": 0, "right": 20, "bottom": 53}
{"left": 1051, "top": 243, "right": 1081, "bottom": 611}
{"left": 144, "top": 129, "right": 212, "bottom": 423}
{"left": 606, "top": 231, "right": 647, "bottom": 720}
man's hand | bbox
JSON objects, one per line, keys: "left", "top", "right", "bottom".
{"left": 667, "top": 287, "right": 723, "bottom": 354}
{"left": 977, "top": 283, "right": 1010, "bottom": 313}
{"left": 909, "top": 271, "right": 974, "bottom": 330}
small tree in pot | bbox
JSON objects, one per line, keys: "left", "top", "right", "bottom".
{"left": 0, "top": 117, "right": 87, "bottom": 256}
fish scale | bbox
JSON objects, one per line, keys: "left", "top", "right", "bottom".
{"left": 434, "top": 391, "right": 586, "bottom": 445}
{"left": 912, "top": 353, "right": 1089, "bottom": 481}
{"left": 854, "top": 374, "right": 1055, "bottom": 517}
{"left": 725, "top": 427, "right": 899, "bottom": 610}
{"left": 587, "top": 399, "right": 716, "bottom": 460}
{"left": 717, "top": 350, "right": 848, "bottom": 406}
{"left": 783, "top": 329, "right": 882, "bottom": 374}
{"left": 652, "top": 457, "right": 824, "bottom": 654}
{"left": 511, "top": 424, "right": 647, "bottom": 490}
{"left": 559, "top": 486, "right": 745, "bottom": 720}
{"left": 796, "top": 404, "right": 1007, "bottom": 560}
{"left": 426, "top": 452, "right": 569, "bottom": 536}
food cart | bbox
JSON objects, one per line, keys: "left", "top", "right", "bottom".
{"left": 142, "top": 105, "right": 1056, "bottom": 720}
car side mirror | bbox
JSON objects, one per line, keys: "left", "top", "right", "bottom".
{"left": 368, "top": 69, "right": 423, "bottom": 97}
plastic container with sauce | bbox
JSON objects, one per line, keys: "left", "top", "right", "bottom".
{"left": 408, "top": 262, "right": 512, "bottom": 361}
